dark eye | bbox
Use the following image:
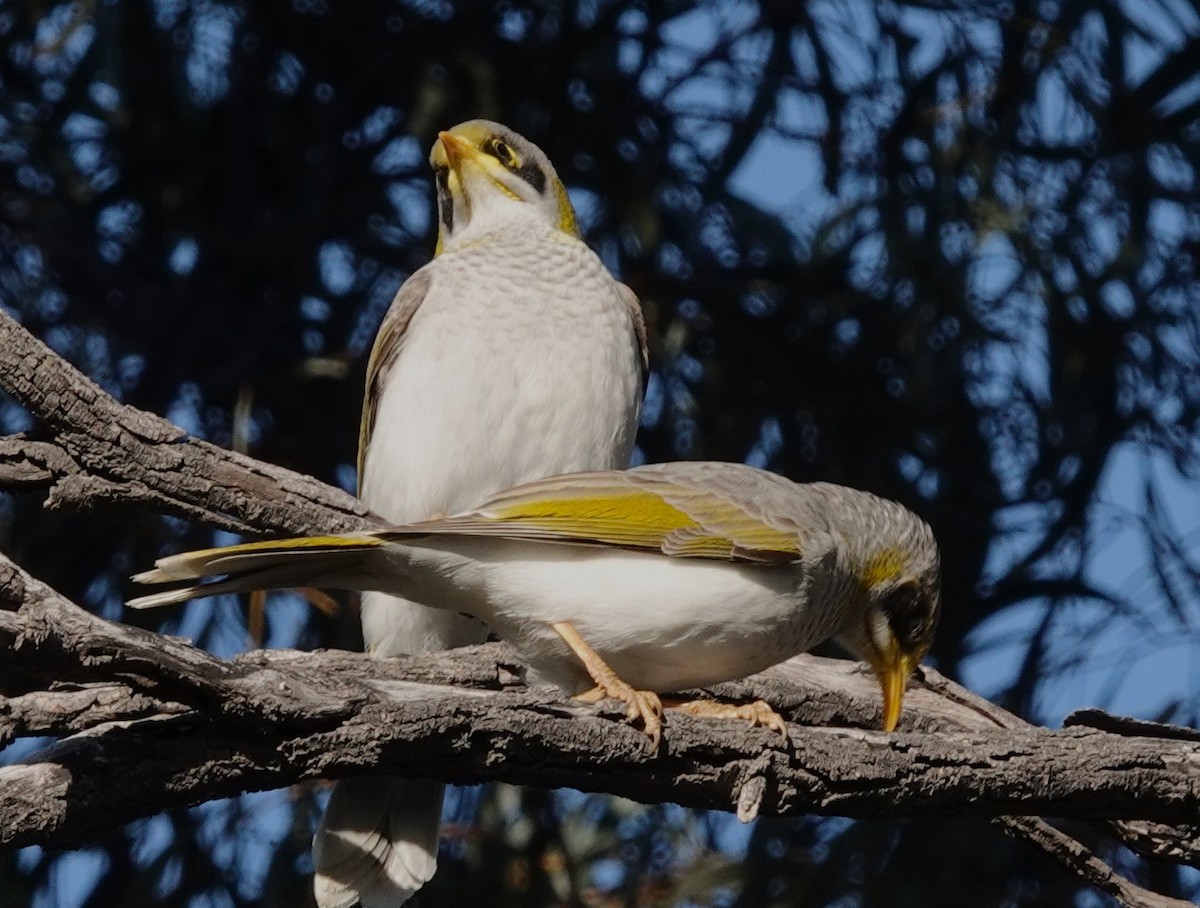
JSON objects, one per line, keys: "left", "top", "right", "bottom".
{"left": 489, "top": 139, "right": 516, "bottom": 168}
{"left": 434, "top": 166, "right": 450, "bottom": 189}
{"left": 883, "top": 584, "right": 926, "bottom": 650}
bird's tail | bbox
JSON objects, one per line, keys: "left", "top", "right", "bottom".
{"left": 127, "top": 534, "right": 386, "bottom": 609}
{"left": 313, "top": 777, "right": 442, "bottom": 908}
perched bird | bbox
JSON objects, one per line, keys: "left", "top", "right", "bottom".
{"left": 304, "top": 121, "right": 646, "bottom": 906}
{"left": 130, "top": 461, "right": 942, "bottom": 744}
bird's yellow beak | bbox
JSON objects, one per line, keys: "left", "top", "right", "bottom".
{"left": 434, "top": 130, "right": 473, "bottom": 169}
{"left": 875, "top": 648, "right": 916, "bottom": 732}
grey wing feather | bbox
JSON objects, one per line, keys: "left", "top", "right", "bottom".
{"left": 357, "top": 267, "right": 434, "bottom": 485}
{"left": 623, "top": 461, "right": 826, "bottom": 538}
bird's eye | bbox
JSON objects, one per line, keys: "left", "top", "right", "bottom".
{"left": 883, "top": 584, "right": 926, "bottom": 650}
{"left": 489, "top": 139, "right": 516, "bottom": 168}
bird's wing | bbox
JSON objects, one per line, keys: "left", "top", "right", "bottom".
{"left": 387, "top": 462, "right": 808, "bottom": 564}
{"left": 356, "top": 267, "right": 435, "bottom": 485}
{"left": 617, "top": 281, "right": 650, "bottom": 394}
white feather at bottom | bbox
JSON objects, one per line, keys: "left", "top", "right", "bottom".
{"left": 313, "top": 777, "right": 441, "bottom": 908}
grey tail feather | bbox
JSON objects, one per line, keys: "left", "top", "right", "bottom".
{"left": 127, "top": 538, "right": 380, "bottom": 610}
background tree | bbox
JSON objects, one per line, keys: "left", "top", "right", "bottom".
{"left": 1, "top": 0, "right": 1198, "bottom": 905}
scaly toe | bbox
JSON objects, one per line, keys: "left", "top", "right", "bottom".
{"left": 671, "top": 697, "right": 789, "bottom": 742}
{"left": 635, "top": 690, "right": 663, "bottom": 751}
{"left": 746, "top": 700, "right": 789, "bottom": 739}
{"left": 573, "top": 682, "right": 663, "bottom": 750}
{"left": 573, "top": 685, "right": 605, "bottom": 705}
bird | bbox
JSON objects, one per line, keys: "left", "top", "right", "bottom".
{"left": 130, "top": 461, "right": 942, "bottom": 748}
{"left": 301, "top": 120, "right": 646, "bottom": 907}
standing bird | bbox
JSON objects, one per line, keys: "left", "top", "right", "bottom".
{"left": 131, "top": 461, "right": 942, "bottom": 744}
{"left": 303, "top": 121, "right": 646, "bottom": 906}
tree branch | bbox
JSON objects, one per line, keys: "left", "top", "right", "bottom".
{"left": 0, "top": 308, "right": 370, "bottom": 535}
{"left": 2, "top": 553, "right": 1200, "bottom": 896}
{"left": 0, "top": 684, "right": 185, "bottom": 746}
{"left": 1, "top": 307, "right": 1197, "bottom": 908}
{"left": 998, "top": 817, "right": 1191, "bottom": 908}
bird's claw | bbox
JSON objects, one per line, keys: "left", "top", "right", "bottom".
{"left": 576, "top": 680, "right": 663, "bottom": 751}
{"left": 672, "top": 698, "right": 790, "bottom": 741}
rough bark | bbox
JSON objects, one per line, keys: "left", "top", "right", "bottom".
{"left": 1, "top": 306, "right": 1197, "bottom": 908}
{"left": 0, "top": 309, "right": 370, "bottom": 535}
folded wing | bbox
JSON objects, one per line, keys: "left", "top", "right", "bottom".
{"left": 389, "top": 462, "right": 809, "bottom": 564}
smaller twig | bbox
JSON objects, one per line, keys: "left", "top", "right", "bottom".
{"left": 1065, "top": 709, "right": 1200, "bottom": 743}
{"left": 1106, "top": 821, "right": 1200, "bottom": 868}
{"left": 998, "top": 817, "right": 1194, "bottom": 908}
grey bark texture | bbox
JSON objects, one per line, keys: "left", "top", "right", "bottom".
{"left": 1, "top": 307, "right": 1197, "bottom": 908}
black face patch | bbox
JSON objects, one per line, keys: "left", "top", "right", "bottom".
{"left": 516, "top": 159, "right": 546, "bottom": 194}
{"left": 484, "top": 135, "right": 547, "bottom": 196}
{"left": 883, "top": 584, "right": 927, "bottom": 651}
{"left": 435, "top": 166, "right": 453, "bottom": 232}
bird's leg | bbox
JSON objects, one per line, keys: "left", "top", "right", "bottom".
{"left": 550, "top": 621, "right": 662, "bottom": 750}
{"left": 665, "top": 697, "right": 790, "bottom": 741}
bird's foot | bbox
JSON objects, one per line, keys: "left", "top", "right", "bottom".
{"left": 575, "top": 681, "right": 662, "bottom": 751}
{"left": 551, "top": 620, "right": 662, "bottom": 750}
{"left": 668, "top": 697, "right": 789, "bottom": 741}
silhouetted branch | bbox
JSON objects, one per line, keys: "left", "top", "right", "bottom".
{"left": 998, "top": 817, "right": 1191, "bottom": 908}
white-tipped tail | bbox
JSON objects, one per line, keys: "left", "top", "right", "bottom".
{"left": 314, "top": 778, "right": 442, "bottom": 908}
{"left": 127, "top": 534, "right": 385, "bottom": 610}
{"left": 126, "top": 587, "right": 206, "bottom": 610}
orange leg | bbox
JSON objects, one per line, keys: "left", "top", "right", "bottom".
{"left": 666, "top": 697, "right": 789, "bottom": 740}
{"left": 551, "top": 621, "right": 663, "bottom": 750}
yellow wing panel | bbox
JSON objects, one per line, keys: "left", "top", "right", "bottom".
{"left": 410, "top": 475, "right": 803, "bottom": 563}
{"left": 489, "top": 487, "right": 697, "bottom": 548}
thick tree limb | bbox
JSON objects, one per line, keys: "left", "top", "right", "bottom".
{"left": 1, "top": 307, "right": 1197, "bottom": 908}
{"left": 3, "top": 555, "right": 1200, "bottom": 836}
{"left": 0, "top": 309, "right": 370, "bottom": 535}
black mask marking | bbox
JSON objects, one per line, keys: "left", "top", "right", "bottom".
{"left": 435, "top": 166, "right": 453, "bottom": 232}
